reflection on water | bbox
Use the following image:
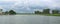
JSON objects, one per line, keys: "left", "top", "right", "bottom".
{"left": 0, "top": 15, "right": 60, "bottom": 24}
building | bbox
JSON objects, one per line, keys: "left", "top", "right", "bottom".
{"left": 0, "top": 9, "right": 2, "bottom": 15}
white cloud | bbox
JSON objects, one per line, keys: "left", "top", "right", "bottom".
{"left": 3, "top": 0, "right": 60, "bottom": 9}
{"left": 0, "top": 0, "right": 17, "bottom": 1}
{"left": 0, "top": 0, "right": 60, "bottom": 13}
{"left": 1, "top": 0, "right": 60, "bottom": 8}
{"left": 0, "top": 6, "right": 3, "bottom": 9}
{"left": 34, "top": 9, "right": 43, "bottom": 12}
{"left": 26, "top": 7, "right": 31, "bottom": 10}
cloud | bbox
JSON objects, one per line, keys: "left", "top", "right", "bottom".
{"left": 0, "top": 6, "right": 3, "bottom": 9}
{"left": 34, "top": 9, "right": 43, "bottom": 12}
{"left": 0, "top": 0, "right": 17, "bottom": 1}
{"left": 0, "top": 0, "right": 60, "bottom": 13}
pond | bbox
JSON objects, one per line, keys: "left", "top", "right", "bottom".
{"left": 0, "top": 15, "right": 60, "bottom": 24}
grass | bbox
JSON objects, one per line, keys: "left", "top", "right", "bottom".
{"left": 46, "top": 14, "right": 60, "bottom": 16}
{"left": 37, "top": 14, "right": 60, "bottom": 16}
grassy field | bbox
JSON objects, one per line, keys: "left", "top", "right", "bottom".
{"left": 16, "top": 13, "right": 60, "bottom": 16}
{"left": 40, "top": 14, "right": 60, "bottom": 16}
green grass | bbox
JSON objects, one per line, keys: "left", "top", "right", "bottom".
{"left": 17, "top": 13, "right": 60, "bottom": 16}
{"left": 38, "top": 14, "right": 60, "bottom": 16}
{"left": 45, "top": 14, "right": 60, "bottom": 16}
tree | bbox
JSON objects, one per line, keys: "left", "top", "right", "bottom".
{"left": 9, "top": 10, "right": 16, "bottom": 15}
{"left": 35, "top": 11, "right": 42, "bottom": 14}
{"left": 52, "top": 10, "right": 59, "bottom": 14}
{"left": 5, "top": 11, "right": 9, "bottom": 15}
{"left": 43, "top": 9, "right": 50, "bottom": 14}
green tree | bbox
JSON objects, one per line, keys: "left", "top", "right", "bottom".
{"left": 43, "top": 9, "right": 50, "bottom": 14}
{"left": 52, "top": 10, "right": 59, "bottom": 14}
{"left": 9, "top": 10, "right": 16, "bottom": 15}
{"left": 35, "top": 11, "right": 42, "bottom": 14}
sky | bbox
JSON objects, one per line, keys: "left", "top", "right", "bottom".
{"left": 0, "top": 0, "right": 60, "bottom": 13}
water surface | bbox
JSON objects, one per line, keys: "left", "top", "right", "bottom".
{"left": 0, "top": 15, "right": 60, "bottom": 24}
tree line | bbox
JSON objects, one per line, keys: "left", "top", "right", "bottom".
{"left": 35, "top": 9, "right": 59, "bottom": 14}
{"left": 4, "top": 9, "right": 59, "bottom": 15}
{"left": 4, "top": 10, "right": 16, "bottom": 15}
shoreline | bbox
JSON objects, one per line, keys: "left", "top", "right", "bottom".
{"left": 0, "top": 14, "right": 60, "bottom": 16}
